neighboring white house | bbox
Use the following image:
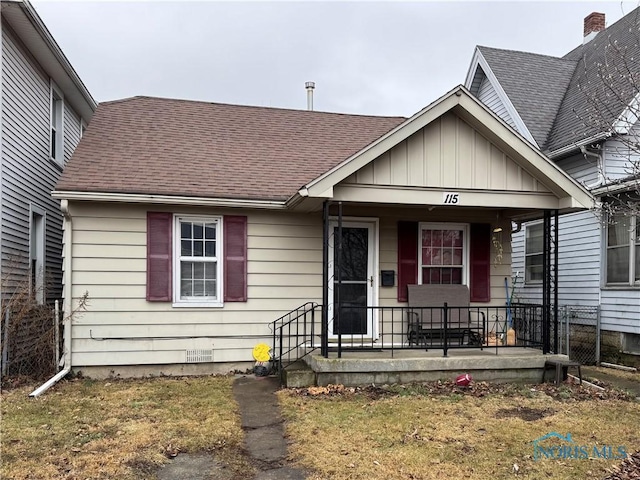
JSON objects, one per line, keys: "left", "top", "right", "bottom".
{"left": 465, "top": 9, "right": 640, "bottom": 363}
{"left": 1, "top": 0, "right": 96, "bottom": 304}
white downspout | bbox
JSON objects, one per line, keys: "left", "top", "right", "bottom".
{"left": 30, "top": 200, "right": 73, "bottom": 397}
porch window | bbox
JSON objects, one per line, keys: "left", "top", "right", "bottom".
{"left": 174, "top": 216, "right": 221, "bottom": 304}
{"left": 606, "top": 213, "right": 639, "bottom": 286}
{"left": 525, "top": 222, "right": 543, "bottom": 284}
{"left": 418, "top": 224, "right": 467, "bottom": 285}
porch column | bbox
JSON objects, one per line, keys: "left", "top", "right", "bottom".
{"left": 321, "top": 200, "right": 330, "bottom": 357}
{"left": 542, "top": 210, "right": 559, "bottom": 354}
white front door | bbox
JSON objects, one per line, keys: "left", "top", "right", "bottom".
{"left": 328, "top": 219, "right": 377, "bottom": 339}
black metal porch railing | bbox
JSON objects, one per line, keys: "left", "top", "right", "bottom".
{"left": 270, "top": 302, "right": 322, "bottom": 381}
{"left": 272, "top": 303, "right": 549, "bottom": 364}
{"left": 329, "top": 303, "right": 546, "bottom": 357}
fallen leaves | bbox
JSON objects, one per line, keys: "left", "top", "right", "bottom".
{"left": 288, "top": 380, "right": 636, "bottom": 402}
{"left": 603, "top": 451, "right": 640, "bottom": 480}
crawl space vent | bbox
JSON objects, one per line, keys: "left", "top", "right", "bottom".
{"left": 186, "top": 349, "right": 213, "bottom": 363}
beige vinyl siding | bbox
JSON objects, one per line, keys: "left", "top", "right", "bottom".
{"left": 1, "top": 23, "right": 83, "bottom": 302}
{"left": 68, "top": 202, "right": 511, "bottom": 367}
{"left": 68, "top": 202, "right": 324, "bottom": 367}
{"left": 343, "top": 112, "right": 549, "bottom": 193}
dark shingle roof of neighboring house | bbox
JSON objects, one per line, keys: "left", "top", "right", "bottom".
{"left": 56, "top": 96, "right": 406, "bottom": 201}
{"left": 477, "top": 46, "right": 577, "bottom": 149}
{"left": 477, "top": 7, "right": 640, "bottom": 155}
{"left": 546, "top": 7, "right": 640, "bottom": 152}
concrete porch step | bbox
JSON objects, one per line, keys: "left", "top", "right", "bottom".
{"left": 282, "top": 361, "right": 316, "bottom": 388}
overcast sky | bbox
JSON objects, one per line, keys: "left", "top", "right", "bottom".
{"left": 32, "top": 1, "right": 639, "bottom": 117}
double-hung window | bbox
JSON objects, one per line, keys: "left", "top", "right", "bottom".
{"left": 418, "top": 223, "right": 468, "bottom": 285}
{"left": 524, "top": 222, "right": 543, "bottom": 284}
{"left": 606, "top": 213, "right": 639, "bottom": 286}
{"left": 174, "top": 216, "right": 222, "bottom": 305}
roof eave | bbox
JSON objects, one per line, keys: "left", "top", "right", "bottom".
{"left": 2, "top": 0, "right": 97, "bottom": 120}
{"left": 52, "top": 190, "right": 288, "bottom": 210}
{"left": 546, "top": 131, "right": 610, "bottom": 159}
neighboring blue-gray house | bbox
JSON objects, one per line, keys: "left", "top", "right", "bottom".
{"left": 465, "top": 9, "right": 640, "bottom": 362}
{"left": 1, "top": 0, "right": 96, "bottom": 303}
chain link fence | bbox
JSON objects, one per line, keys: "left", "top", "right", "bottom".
{"left": 557, "top": 305, "right": 600, "bottom": 365}
{"left": 1, "top": 300, "right": 62, "bottom": 384}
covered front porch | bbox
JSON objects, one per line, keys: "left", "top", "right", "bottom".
{"left": 272, "top": 86, "right": 593, "bottom": 386}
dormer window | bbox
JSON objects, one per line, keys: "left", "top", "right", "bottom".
{"left": 50, "top": 81, "right": 64, "bottom": 165}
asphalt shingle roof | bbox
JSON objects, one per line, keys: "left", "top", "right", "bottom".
{"left": 477, "top": 46, "right": 576, "bottom": 149}
{"left": 547, "top": 7, "right": 640, "bottom": 152}
{"left": 477, "top": 7, "right": 640, "bottom": 155}
{"left": 56, "top": 97, "right": 406, "bottom": 201}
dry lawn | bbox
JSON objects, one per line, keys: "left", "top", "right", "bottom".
{"left": 1, "top": 375, "right": 250, "bottom": 479}
{"left": 279, "top": 382, "right": 640, "bottom": 480}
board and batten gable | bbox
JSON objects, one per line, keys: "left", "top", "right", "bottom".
{"left": 66, "top": 200, "right": 511, "bottom": 371}
{"left": 342, "top": 111, "right": 551, "bottom": 195}
{"left": 1, "top": 22, "right": 84, "bottom": 301}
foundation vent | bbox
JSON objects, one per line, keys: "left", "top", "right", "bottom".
{"left": 186, "top": 349, "right": 213, "bottom": 363}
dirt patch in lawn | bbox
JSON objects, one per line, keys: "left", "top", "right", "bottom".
{"left": 494, "top": 405, "right": 554, "bottom": 421}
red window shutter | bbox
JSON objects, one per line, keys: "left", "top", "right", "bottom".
{"left": 224, "top": 216, "right": 247, "bottom": 302}
{"left": 147, "top": 212, "right": 172, "bottom": 302}
{"left": 397, "top": 221, "right": 418, "bottom": 302}
{"left": 470, "top": 223, "right": 491, "bottom": 302}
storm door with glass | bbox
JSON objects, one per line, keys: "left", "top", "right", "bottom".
{"left": 328, "top": 220, "right": 376, "bottom": 339}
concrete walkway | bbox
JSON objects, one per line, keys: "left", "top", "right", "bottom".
{"left": 156, "top": 375, "right": 307, "bottom": 479}
{"left": 582, "top": 365, "right": 640, "bottom": 399}
{"left": 232, "top": 375, "right": 308, "bottom": 480}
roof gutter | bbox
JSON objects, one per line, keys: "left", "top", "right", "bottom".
{"left": 591, "top": 177, "right": 640, "bottom": 196}
{"left": 547, "top": 131, "right": 610, "bottom": 159}
{"left": 52, "top": 190, "right": 288, "bottom": 209}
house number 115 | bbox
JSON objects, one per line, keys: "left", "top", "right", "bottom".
{"left": 443, "top": 192, "right": 460, "bottom": 205}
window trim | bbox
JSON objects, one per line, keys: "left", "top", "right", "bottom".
{"left": 172, "top": 214, "right": 223, "bottom": 307}
{"left": 524, "top": 221, "right": 544, "bottom": 285}
{"left": 29, "top": 204, "right": 46, "bottom": 304}
{"left": 49, "top": 80, "right": 64, "bottom": 165}
{"left": 605, "top": 212, "right": 639, "bottom": 287}
{"left": 417, "top": 222, "right": 469, "bottom": 286}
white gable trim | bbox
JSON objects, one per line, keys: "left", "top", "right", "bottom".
{"left": 464, "top": 48, "right": 537, "bottom": 147}
{"left": 299, "top": 86, "right": 593, "bottom": 211}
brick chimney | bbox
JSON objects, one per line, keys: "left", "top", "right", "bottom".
{"left": 584, "top": 12, "right": 605, "bottom": 43}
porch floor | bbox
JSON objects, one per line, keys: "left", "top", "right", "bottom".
{"left": 285, "top": 347, "right": 569, "bottom": 387}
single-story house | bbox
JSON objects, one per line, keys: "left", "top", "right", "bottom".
{"left": 51, "top": 86, "right": 593, "bottom": 379}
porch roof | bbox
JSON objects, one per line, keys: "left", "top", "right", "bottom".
{"left": 296, "top": 86, "right": 594, "bottom": 215}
